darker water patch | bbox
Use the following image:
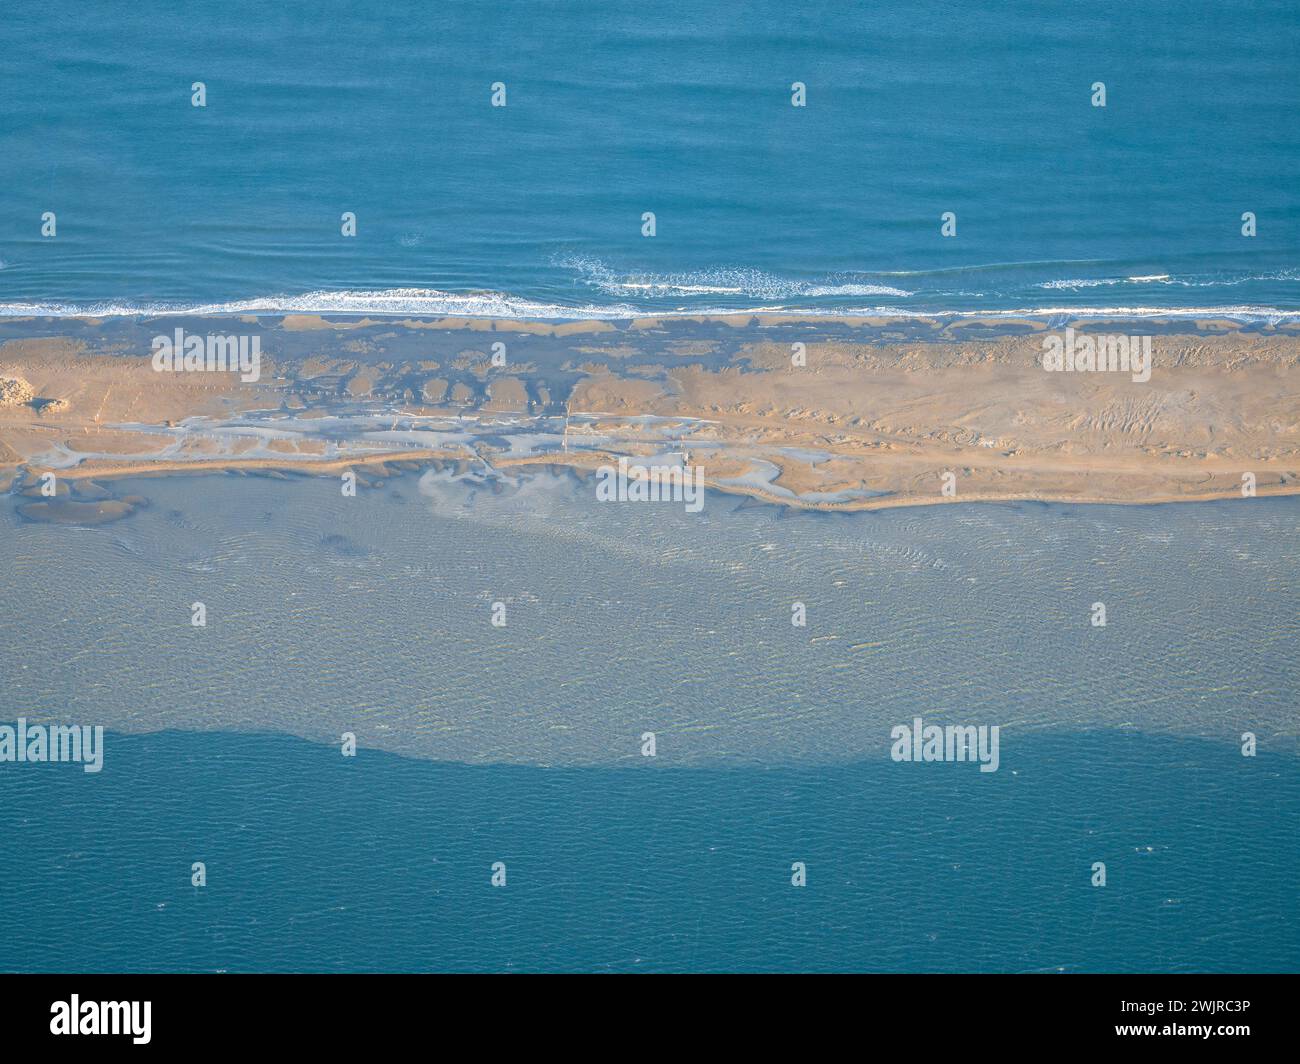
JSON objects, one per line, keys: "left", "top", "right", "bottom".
{"left": 319, "top": 532, "right": 366, "bottom": 557}
{"left": 0, "top": 727, "right": 1295, "bottom": 973}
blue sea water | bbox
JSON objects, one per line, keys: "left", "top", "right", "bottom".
{"left": 1, "top": 0, "right": 1298, "bottom": 318}
{"left": 1, "top": 474, "right": 1297, "bottom": 971}
{"left": 2, "top": 729, "right": 1297, "bottom": 973}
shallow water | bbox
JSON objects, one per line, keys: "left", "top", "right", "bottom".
{"left": 4, "top": 471, "right": 1296, "bottom": 765}
{"left": 2, "top": 472, "right": 1297, "bottom": 970}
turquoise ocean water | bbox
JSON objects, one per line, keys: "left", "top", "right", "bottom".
{"left": 1, "top": 475, "right": 1297, "bottom": 971}
{"left": 3, "top": 729, "right": 1297, "bottom": 973}
{"left": 0, "top": 0, "right": 1297, "bottom": 319}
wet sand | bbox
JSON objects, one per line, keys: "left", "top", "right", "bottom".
{"left": 1, "top": 314, "right": 1296, "bottom": 512}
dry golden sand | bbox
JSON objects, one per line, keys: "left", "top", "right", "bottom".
{"left": 1, "top": 326, "right": 1296, "bottom": 511}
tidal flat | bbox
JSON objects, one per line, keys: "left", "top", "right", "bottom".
{"left": 3, "top": 465, "right": 1295, "bottom": 766}
{"left": 1, "top": 313, "right": 1296, "bottom": 511}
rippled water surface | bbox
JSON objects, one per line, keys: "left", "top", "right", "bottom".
{"left": 2, "top": 475, "right": 1297, "bottom": 971}
{"left": 4, "top": 472, "right": 1296, "bottom": 763}
{"left": 2, "top": 1, "right": 1297, "bottom": 317}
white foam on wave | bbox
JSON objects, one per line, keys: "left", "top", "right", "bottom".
{"left": 847, "top": 304, "right": 1300, "bottom": 322}
{"left": 0, "top": 288, "right": 1297, "bottom": 324}
{"left": 1039, "top": 269, "right": 1300, "bottom": 292}
{"left": 0, "top": 289, "right": 647, "bottom": 320}
{"left": 803, "top": 283, "right": 914, "bottom": 297}
{"left": 555, "top": 256, "right": 914, "bottom": 299}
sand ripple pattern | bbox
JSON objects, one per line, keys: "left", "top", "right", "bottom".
{"left": 2, "top": 471, "right": 1296, "bottom": 765}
